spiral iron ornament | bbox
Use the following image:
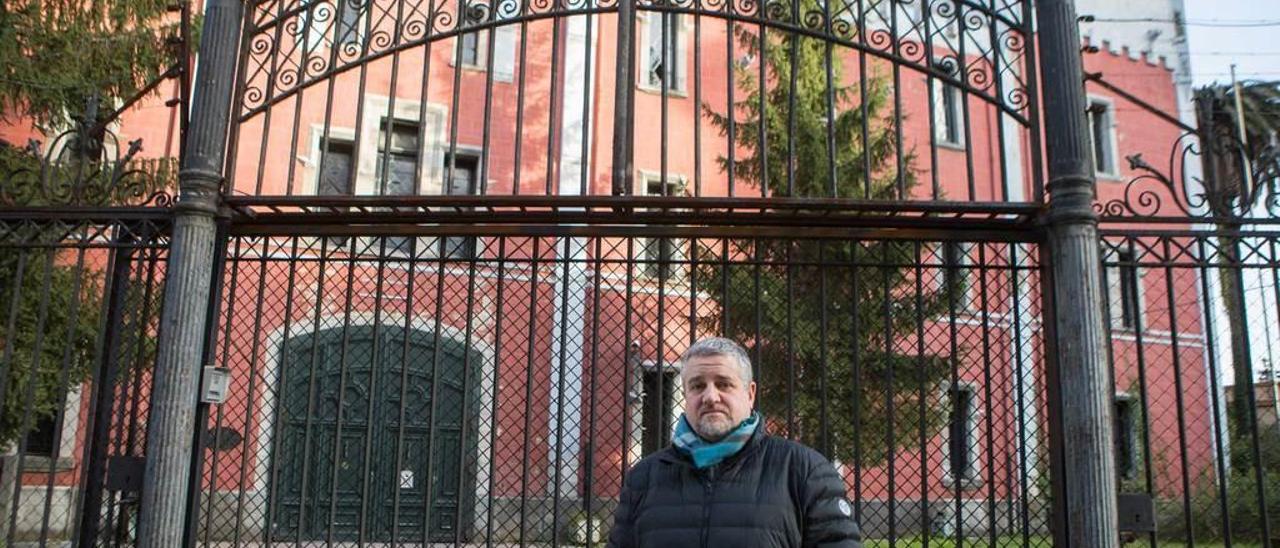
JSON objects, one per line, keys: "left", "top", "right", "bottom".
{"left": 0, "top": 127, "right": 177, "bottom": 208}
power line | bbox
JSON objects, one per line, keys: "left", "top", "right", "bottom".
{"left": 1093, "top": 70, "right": 1280, "bottom": 77}
{"left": 1194, "top": 72, "right": 1280, "bottom": 78}
{"left": 1088, "top": 17, "right": 1280, "bottom": 28}
{"left": 1191, "top": 52, "right": 1280, "bottom": 57}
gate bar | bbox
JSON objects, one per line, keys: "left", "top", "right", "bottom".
{"left": 1037, "top": 0, "right": 1120, "bottom": 545}
{"left": 134, "top": 0, "right": 244, "bottom": 545}
{"left": 75, "top": 234, "right": 138, "bottom": 548}
{"left": 611, "top": 0, "right": 635, "bottom": 197}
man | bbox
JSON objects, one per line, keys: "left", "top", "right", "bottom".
{"left": 607, "top": 337, "right": 862, "bottom": 548}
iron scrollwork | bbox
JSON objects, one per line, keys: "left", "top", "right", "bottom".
{"left": 1095, "top": 127, "right": 1280, "bottom": 221}
{"left": 239, "top": 0, "right": 1032, "bottom": 122}
{"left": 0, "top": 124, "right": 176, "bottom": 208}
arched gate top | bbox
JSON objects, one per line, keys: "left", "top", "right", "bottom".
{"left": 228, "top": 0, "right": 1043, "bottom": 206}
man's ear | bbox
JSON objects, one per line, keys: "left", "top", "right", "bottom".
{"left": 748, "top": 381, "right": 757, "bottom": 403}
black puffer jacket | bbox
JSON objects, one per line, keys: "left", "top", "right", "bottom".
{"left": 606, "top": 426, "right": 862, "bottom": 548}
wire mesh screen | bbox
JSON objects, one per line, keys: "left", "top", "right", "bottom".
{"left": 0, "top": 218, "right": 170, "bottom": 548}
{"left": 194, "top": 232, "right": 1046, "bottom": 546}
{"left": 1101, "top": 231, "right": 1280, "bottom": 546}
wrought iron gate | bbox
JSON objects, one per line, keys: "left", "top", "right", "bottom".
{"left": 2, "top": 0, "right": 1278, "bottom": 545}
{"left": 0, "top": 122, "right": 175, "bottom": 547}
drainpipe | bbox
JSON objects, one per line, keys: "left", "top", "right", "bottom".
{"left": 133, "top": 0, "right": 242, "bottom": 545}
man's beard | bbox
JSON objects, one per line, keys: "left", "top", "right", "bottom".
{"left": 694, "top": 413, "right": 735, "bottom": 441}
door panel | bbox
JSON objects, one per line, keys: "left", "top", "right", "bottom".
{"left": 272, "top": 326, "right": 476, "bottom": 542}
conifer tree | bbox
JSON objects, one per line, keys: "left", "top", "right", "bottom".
{"left": 0, "top": 0, "right": 177, "bottom": 450}
{"left": 1, "top": 0, "right": 177, "bottom": 128}
{"left": 701, "top": 11, "right": 961, "bottom": 464}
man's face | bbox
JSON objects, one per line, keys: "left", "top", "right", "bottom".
{"left": 682, "top": 353, "right": 756, "bottom": 441}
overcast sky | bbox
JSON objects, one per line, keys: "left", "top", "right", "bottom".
{"left": 1185, "top": 0, "right": 1280, "bottom": 86}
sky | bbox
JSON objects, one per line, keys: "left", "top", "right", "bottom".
{"left": 1184, "top": 0, "right": 1280, "bottom": 86}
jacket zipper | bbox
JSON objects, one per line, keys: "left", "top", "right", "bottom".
{"left": 701, "top": 467, "right": 716, "bottom": 548}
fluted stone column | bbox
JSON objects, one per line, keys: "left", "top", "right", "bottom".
{"left": 1036, "top": 0, "right": 1119, "bottom": 546}
{"left": 135, "top": 0, "right": 243, "bottom": 546}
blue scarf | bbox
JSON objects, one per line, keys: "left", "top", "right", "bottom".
{"left": 672, "top": 412, "right": 761, "bottom": 469}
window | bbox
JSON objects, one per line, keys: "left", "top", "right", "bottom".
{"left": 318, "top": 139, "right": 355, "bottom": 249}
{"left": 940, "top": 241, "right": 976, "bottom": 311}
{"left": 317, "top": 139, "right": 355, "bottom": 198}
{"left": 459, "top": 32, "right": 482, "bottom": 67}
{"left": 641, "top": 367, "right": 679, "bottom": 456}
{"left": 375, "top": 120, "right": 421, "bottom": 255}
{"left": 299, "top": 0, "right": 364, "bottom": 52}
{"left": 375, "top": 119, "right": 420, "bottom": 197}
{"left": 335, "top": 0, "right": 361, "bottom": 47}
{"left": 1088, "top": 99, "right": 1118, "bottom": 176}
{"left": 24, "top": 414, "right": 59, "bottom": 458}
{"left": 639, "top": 175, "right": 686, "bottom": 279}
{"left": 642, "top": 12, "right": 685, "bottom": 93}
{"left": 442, "top": 153, "right": 479, "bottom": 259}
{"left": 452, "top": 25, "right": 518, "bottom": 81}
{"left": 945, "top": 384, "right": 979, "bottom": 485}
{"left": 1115, "top": 394, "right": 1138, "bottom": 481}
{"left": 932, "top": 61, "right": 964, "bottom": 147}
{"left": 1108, "top": 248, "right": 1142, "bottom": 330}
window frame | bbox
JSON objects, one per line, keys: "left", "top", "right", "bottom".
{"left": 638, "top": 11, "right": 688, "bottom": 95}
{"left": 629, "top": 359, "right": 684, "bottom": 460}
{"left": 1087, "top": 95, "right": 1121, "bottom": 179}
{"left": 640, "top": 365, "right": 681, "bottom": 456}
{"left": 374, "top": 118, "right": 421, "bottom": 194}
{"left": 1114, "top": 393, "right": 1139, "bottom": 481}
{"left": 299, "top": 96, "right": 450, "bottom": 198}
{"left": 300, "top": 98, "right": 474, "bottom": 258}
{"left": 636, "top": 171, "right": 689, "bottom": 281}
{"left": 452, "top": 27, "right": 489, "bottom": 70}
{"left": 1107, "top": 246, "right": 1145, "bottom": 331}
{"left": 448, "top": 24, "right": 518, "bottom": 82}
{"left": 17, "top": 389, "right": 82, "bottom": 472}
{"left": 939, "top": 241, "right": 978, "bottom": 312}
{"left": 24, "top": 414, "right": 60, "bottom": 458}
{"left": 439, "top": 151, "right": 482, "bottom": 259}
{"left": 297, "top": 0, "right": 367, "bottom": 55}
{"left": 931, "top": 59, "right": 965, "bottom": 148}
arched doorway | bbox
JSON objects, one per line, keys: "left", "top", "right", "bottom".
{"left": 271, "top": 324, "right": 477, "bottom": 542}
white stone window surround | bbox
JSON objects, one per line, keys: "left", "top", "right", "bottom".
{"left": 1087, "top": 94, "right": 1123, "bottom": 180}
{"left": 635, "top": 169, "right": 690, "bottom": 282}
{"left": 637, "top": 10, "right": 691, "bottom": 96}
{"left": 297, "top": 95, "right": 452, "bottom": 197}
{"left": 1106, "top": 245, "right": 1147, "bottom": 332}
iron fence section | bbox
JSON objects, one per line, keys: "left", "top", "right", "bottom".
{"left": 1100, "top": 230, "right": 1280, "bottom": 547}
{"left": 190, "top": 229, "right": 1048, "bottom": 546}
{"left": 0, "top": 215, "right": 171, "bottom": 548}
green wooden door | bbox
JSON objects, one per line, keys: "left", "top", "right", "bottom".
{"left": 272, "top": 325, "right": 475, "bottom": 542}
